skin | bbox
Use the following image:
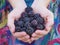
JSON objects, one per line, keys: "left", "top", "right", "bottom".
{"left": 7, "top": 0, "right": 54, "bottom": 43}
{"left": 8, "top": 0, "right": 30, "bottom": 42}
{"left": 31, "top": 0, "right": 54, "bottom": 42}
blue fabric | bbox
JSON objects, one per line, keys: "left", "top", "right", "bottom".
{"left": 25, "top": 0, "right": 34, "bottom": 7}
{"left": 0, "top": 0, "right": 6, "bottom": 10}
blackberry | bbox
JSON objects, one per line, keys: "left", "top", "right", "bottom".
{"left": 18, "top": 17, "right": 23, "bottom": 21}
{"left": 28, "top": 11, "right": 34, "bottom": 17}
{"left": 30, "top": 17, "right": 34, "bottom": 21}
{"left": 26, "top": 27, "right": 35, "bottom": 37}
{"left": 20, "top": 27, "right": 26, "bottom": 32}
{"left": 14, "top": 20, "right": 18, "bottom": 26}
{"left": 18, "top": 21, "right": 24, "bottom": 28}
{"left": 25, "top": 7, "right": 33, "bottom": 13}
{"left": 37, "top": 24, "right": 45, "bottom": 30}
{"left": 31, "top": 20, "right": 38, "bottom": 27}
{"left": 21, "top": 12, "right": 28, "bottom": 18}
{"left": 36, "top": 17, "right": 45, "bottom": 24}
{"left": 23, "top": 17, "right": 30, "bottom": 22}
{"left": 34, "top": 13, "right": 40, "bottom": 19}
{"left": 15, "top": 27, "right": 21, "bottom": 32}
{"left": 24, "top": 22, "right": 31, "bottom": 27}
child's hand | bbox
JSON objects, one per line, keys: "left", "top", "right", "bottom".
{"left": 30, "top": 0, "right": 54, "bottom": 42}
{"left": 7, "top": 2, "right": 31, "bottom": 42}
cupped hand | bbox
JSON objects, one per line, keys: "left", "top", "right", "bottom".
{"left": 30, "top": 0, "right": 54, "bottom": 42}
{"left": 7, "top": 2, "right": 31, "bottom": 43}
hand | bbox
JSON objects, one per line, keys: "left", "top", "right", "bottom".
{"left": 7, "top": 1, "right": 31, "bottom": 43}
{"left": 30, "top": 0, "right": 54, "bottom": 42}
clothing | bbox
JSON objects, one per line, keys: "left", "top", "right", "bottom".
{"left": 0, "top": 0, "right": 60, "bottom": 45}
{"left": 0, "top": 12, "right": 2, "bottom": 21}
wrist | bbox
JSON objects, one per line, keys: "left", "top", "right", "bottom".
{"left": 32, "top": 0, "right": 48, "bottom": 8}
{"left": 9, "top": 0, "right": 27, "bottom": 8}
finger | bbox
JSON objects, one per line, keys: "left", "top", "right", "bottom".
{"left": 31, "top": 33, "right": 39, "bottom": 41}
{"left": 35, "top": 30, "right": 49, "bottom": 35}
{"left": 31, "top": 37, "right": 39, "bottom": 41}
{"left": 21, "top": 36, "right": 31, "bottom": 43}
{"left": 31, "top": 35, "right": 43, "bottom": 41}
{"left": 14, "top": 31, "right": 27, "bottom": 38}
{"left": 32, "top": 33, "right": 43, "bottom": 39}
{"left": 28, "top": 39, "right": 32, "bottom": 43}
{"left": 32, "top": 33, "right": 41, "bottom": 38}
{"left": 32, "top": 33, "right": 37, "bottom": 38}
{"left": 45, "top": 19, "right": 53, "bottom": 32}
{"left": 18, "top": 35, "right": 29, "bottom": 40}
{"left": 18, "top": 35, "right": 30, "bottom": 42}
{"left": 25, "top": 39, "right": 32, "bottom": 43}
{"left": 10, "top": 24, "right": 15, "bottom": 34}
{"left": 44, "top": 10, "right": 54, "bottom": 31}
{"left": 7, "top": 16, "right": 15, "bottom": 33}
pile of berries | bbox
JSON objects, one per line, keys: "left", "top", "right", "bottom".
{"left": 14, "top": 7, "right": 45, "bottom": 37}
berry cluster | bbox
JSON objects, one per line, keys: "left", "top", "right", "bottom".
{"left": 14, "top": 7, "right": 45, "bottom": 37}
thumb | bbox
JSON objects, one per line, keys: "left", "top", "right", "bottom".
{"left": 7, "top": 17, "right": 15, "bottom": 34}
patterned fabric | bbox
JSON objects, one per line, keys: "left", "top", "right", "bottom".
{"left": 0, "top": 0, "right": 60, "bottom": 45}
{"left": 0, "top": 0, "right": 6, "bottom": 11}
{"left": 25, "top": 0, "right": 34, "bottom": 6}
